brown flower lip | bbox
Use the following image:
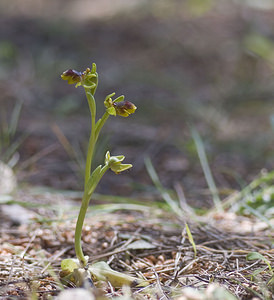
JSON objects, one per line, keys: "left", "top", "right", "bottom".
{"left": 61, "top": 69, "right": 83, "bottom": 84}
{"left": 113, "top": 100, "right": 137, "bottom": 117}
{"left": 114, "top": 101, "right": 134, "bottom": 109}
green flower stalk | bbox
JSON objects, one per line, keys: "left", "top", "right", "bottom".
{"left": 61, "top": 63, "right": 136, "bottom": 268}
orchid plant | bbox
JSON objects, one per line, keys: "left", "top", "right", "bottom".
{"left": 59, "top": 64, "right": 142, "bottom": 287}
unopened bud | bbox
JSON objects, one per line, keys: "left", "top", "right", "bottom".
{"left": 105, "top": 151, "right": 132, "bottom": 174}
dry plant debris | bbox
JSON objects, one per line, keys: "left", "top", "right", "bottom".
{"left": 0, "top": 190, "right": 273, "bottom": 299}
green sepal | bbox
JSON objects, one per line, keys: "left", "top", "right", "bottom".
{"left": 113, "top": 95, "right": 125, "bottom": 103}
{"left": 105, "top": 92, "right": 116, "bottom": 100}
{"left": 107, "top": 107, "right": 116, "bottom": 116}
{"left": 105, "top": 151, "right": 125, "bottom": 165}
{"left": 104, "top": 92, "right": 115, "bottom": 103}
{"left": 110, "top": 163, "right": 132, "bottom": 174}
{"left": 112, "top": 155, "right": 125, "bottom": 162}
{"left": 104, "top": 92, "right": 116, "bottom": 110}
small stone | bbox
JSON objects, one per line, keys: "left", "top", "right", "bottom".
{"left": 56, "top": 288, "right": 95, "bottom": 300}
{"left": 0, "top": 161, "right": 17, "bottom": 194}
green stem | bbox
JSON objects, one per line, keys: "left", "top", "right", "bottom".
{"left": 85, "top": 132, "right": 95, "bottom": 188}
{"left": 95, "top": 112, "right": 109, "bottom": 143}
{"left": 84, "top": 89, "right": 96, "bottom": 188}
{"left": 75, "top": 164, "right": 109, "bottom": 267}
{"left": 74, "top": 192, "right": 90, "bottom": 266}
{"left": 75, "top": 89, "right": 111, "bottom": 267}
{"left": 83, "top": 111, "right": 109, "bottom": 187}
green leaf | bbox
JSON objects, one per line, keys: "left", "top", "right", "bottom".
{"left": 85, "top": 91, "right": 96, "bottom": 116}
{"left": 89, "top": 261, "right": 147, "bottom": 287}
{"left": 61, "top": 258, "right": 79, "bottom": 273}
{"left": 244, "top": 34, "right": 274, "bottom": 59}
{"left": 86, "top": 165, "right": 102, "bottom": 195}
{"left": 247, "top": 252, "right": 272, "bottom": 272}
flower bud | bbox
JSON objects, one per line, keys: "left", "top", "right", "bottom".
{"left": 105, "top": 151, "right": 132, "bottom": 174}
{"left": 82, "top": 65, "right": 98, "bottom": 94}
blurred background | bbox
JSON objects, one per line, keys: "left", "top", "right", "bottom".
{"left": 1, "top": 0, "right": 274, "bottom": 208}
